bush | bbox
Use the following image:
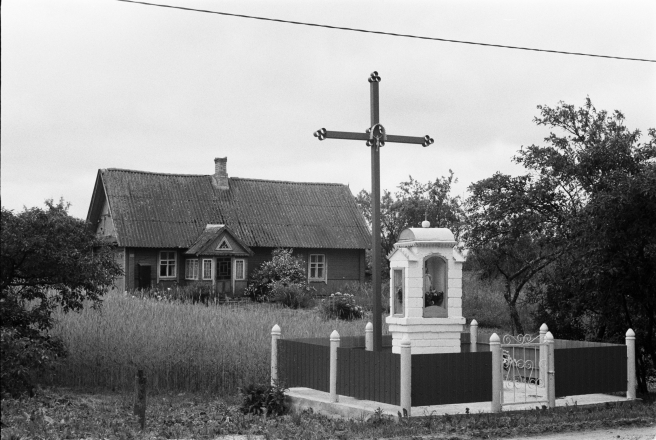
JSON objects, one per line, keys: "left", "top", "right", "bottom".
{"left": 269, "top": 281, "right": 316, "bottom": 309}
{"left": 320, "top": 292, "right": 364, "bottom": 320}
{"left": 1, "top": 201, "right": 121, "bottom": 396}
{"left": 239, "top": 382, "right": 289, "bottom": 416}
{"left": 1, "top": 327, "right": 64, "bottom": 397}
{"left": 244, "top": 249, "right": 306, "bottom": 302}
{"left": 336, "top": 281, "right": 390, "bottom": 314}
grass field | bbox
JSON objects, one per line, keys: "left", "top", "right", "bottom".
{"left": 45, "top": 272, "right": 534, "bottom": 395}
{"left": 48, "top": 291, "right": 389, "bottom": 395}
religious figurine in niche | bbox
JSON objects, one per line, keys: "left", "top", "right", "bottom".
{"left": 423, "top": 265, "right": 447, "bottom": 318}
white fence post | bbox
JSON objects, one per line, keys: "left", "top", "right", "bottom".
{"left": 539, "top": 323, "right": 548, "bottom": 388}
{"left": 490, "top": 333, "right": 502, "bottom": 413}
{"left": 470, "top": 319, "right": 478, "bottom": 353}
{"left": 546, "top": 331, "right": 555, "bottom": 408}
{"left": 365, "top": 322, "right": 373, "bottom": 351}
{"left": 271, "top": 324, "right": 281, "bottom": 386}
{"left": 330, "top": 330, "right": 340, "bottom": 402}
{"left": 400, "top": 334, "right": 412, "bottom": 417}
{"left": 626, "top": 329, "right": 636, "bottom": 400}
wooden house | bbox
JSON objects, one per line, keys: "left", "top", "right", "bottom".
{"left": 86, "top": 158, "right": 371, "bottom": 296}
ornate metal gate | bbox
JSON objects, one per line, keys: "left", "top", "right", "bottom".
{"left": 500, "top": 334, "right": 550, "bottom": 407}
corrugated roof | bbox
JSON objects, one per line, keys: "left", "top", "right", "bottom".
{"left": 91, "top": 169, "right": 371, "bottom": 249}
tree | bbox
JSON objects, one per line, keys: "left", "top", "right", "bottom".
{"left": 355, "top": 172, "right": 465, "bottom": 275}
{"left": 465, "top": 98, "right": 656, "bottom": 391}
{"left": 465, "top": 173, "right": 570, "bottom": 334}
{"left": 1, "top": 200, "right": 123, "bottom": 396}
{"left": 533, "top": 163, "right": 656, "bottom": 394}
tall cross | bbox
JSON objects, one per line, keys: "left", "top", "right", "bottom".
{"left": 314, "top": 71, "right": 434, "bottom": 352}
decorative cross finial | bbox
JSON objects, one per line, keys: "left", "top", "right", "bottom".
{"left": 368, "top": 71, "right": 381, "bottom": 83}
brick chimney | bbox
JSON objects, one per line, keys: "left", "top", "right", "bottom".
{"left": 212, "top": 157, "right": 229, "bottom": 190}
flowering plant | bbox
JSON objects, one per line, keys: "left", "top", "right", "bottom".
{"left": 320, "top": 292, "right": 364, "bottom": 320}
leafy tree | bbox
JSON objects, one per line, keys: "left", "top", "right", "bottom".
{"left": 465, "top": 173, "right": 570, "bottom": 334}
{"left": 465, "top": 98, "right": 656, "bottom": 391}
{"left": 1, "top": 200, "right": 122, "bottom": 396}
{"left": 355, "top": 172, "right": 465, "bottom": 275}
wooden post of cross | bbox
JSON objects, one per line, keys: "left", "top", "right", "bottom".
{"left": 314, "top": 71, "right": 434, "bottom": 351}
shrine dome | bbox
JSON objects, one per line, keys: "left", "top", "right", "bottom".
{"left": 398, "top": 228, "right": 455, "bottom": 243}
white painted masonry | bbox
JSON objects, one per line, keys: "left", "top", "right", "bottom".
{"left": 386, "top": 225, "right": 466, "bottom": 354}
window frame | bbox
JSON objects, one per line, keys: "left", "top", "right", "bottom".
{"left": 159, "top": 250, "right": 177, "bottom": 279}
{"left": 234, "top": 259, "right": 246, "bottom": 281}
{"left": 202, "top": 259, "right": 213, "bottom": 280}
{"left": 308, "top": 254, "right": 327, "bottom": 283}
{"left": 185, "top": 259, "right": 199, "bottom": 280}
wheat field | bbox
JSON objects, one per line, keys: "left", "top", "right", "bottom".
{"left": 48, "top": 291, "right": 384, "bottom": 395}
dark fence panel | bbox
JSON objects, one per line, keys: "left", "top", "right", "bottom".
{"left": 337, "top": 348, "right": 400, "bottom": 405}
{"left": 555, "top": 346, "right": 626, "bottom": 397}
{"left": 278, "top": 340, "right": 330, "bottom": 392}
{"left": 411, "top": 351, "right": 492, "bottom": 406}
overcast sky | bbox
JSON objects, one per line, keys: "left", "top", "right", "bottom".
{"left": 2, "top": 0, "right": 655, "bottom": 220}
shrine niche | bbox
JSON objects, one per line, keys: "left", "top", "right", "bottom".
{"left": 423, "top": 255, "right": 448, "bottom": 318}
{"left": 386, "top": 222, "right": 466, "bottom": 354}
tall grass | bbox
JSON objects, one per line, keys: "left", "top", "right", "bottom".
{"left": 48, "top": 291, "right": 387, "bottom": 396}
{"left": 46, "top": 274, "right": 531, "bottom": 396}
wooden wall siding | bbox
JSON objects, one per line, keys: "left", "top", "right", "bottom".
{"left": 277, "top": 340, "right": 330, "bottom": 392}
{"left": 337, "top": 348, "right": 401, "bottom": 405}
{"left": 411, "top": 351, "right": 492, "bottom": 406}
{"left": 555, "top": 346, "right": 626, "bottom": 397}
{"left": 250, "top": 248, "right": 365, "bottom": 289}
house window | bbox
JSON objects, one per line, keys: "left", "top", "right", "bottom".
{"left": 234, "top": 259, "right": 246, "bottom": 280}
{"left": 308, "top": 254, "right": 326, "bottom": 282}
{"left": 185, "top": 259, "right": 199, "bottom": 280}
{"left": 202, "top": 259, "right": 213, "bottom": 280}
{"left": 159, "top": 251, "right": 176, "bottom": 278}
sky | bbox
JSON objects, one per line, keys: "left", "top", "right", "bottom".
{"left": 2, "top": 0, "right": 655, "bottom": 220}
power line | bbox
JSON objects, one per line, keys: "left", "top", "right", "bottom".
{"left": 115, "top": 0, "right": 655, "bottom": 63}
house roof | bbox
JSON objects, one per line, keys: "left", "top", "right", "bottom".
{"left": 87, "top": 168, "right": 371, "bottom": 249}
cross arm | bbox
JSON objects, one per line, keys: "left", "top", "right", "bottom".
{"left": 313, "top": 129, "right": 369, "bottom": 142}
{"left": 386, "top": 134, "right": 434, "bottom": 146}
{"left": 314, "top": 127, "right": 434, "bottom": 147}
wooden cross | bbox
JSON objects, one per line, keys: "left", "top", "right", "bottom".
{"left": 314, "top": 71, "right": 434, "bottom": 352}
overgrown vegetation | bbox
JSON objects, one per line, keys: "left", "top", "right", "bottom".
{"left": 1, "top": 387, "right": 653, "bottom": 439}
{"left": 244, "top": 248, "right": 309, "bottom": 303}
{"left": 0, "top": 200, "right": 122, "bottom": 397}
{"left": 319, "top": 292, "right": 365, "bottom": 320}
{"left": 45, "top": 290, "right": 389, "bottom": 395}
{"left": 239, "top": 382, "right": 289, "bottom": 416}
{"left": 464, "top": 99, "right": 655, "bottom": 390}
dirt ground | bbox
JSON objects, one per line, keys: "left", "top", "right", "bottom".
{"left": 504, "top": 424, "right": 655, "bottom": 440}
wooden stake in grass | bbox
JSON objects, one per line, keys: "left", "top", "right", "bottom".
{"left": 134, "top": 369, "right": 146, "bottom": 430}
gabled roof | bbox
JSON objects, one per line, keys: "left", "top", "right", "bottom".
{"left": 185, "top": 225, "right": 253, "bottom": 257}
{"left": 87, "top": 169, "right": 371, "bottom": 249}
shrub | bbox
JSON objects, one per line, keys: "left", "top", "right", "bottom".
{"left": 320, "top": 292, "right": 364, "bottom": 320}
{"left": 244, "top": 249, "right": 306, "bottom": 302}
{"left": 336, "top": 281, "right": 390, "bottom": 314}
{"left": 1, "top": 201, "right": 121, "bottom": 396}
{"left": 269, "top": 281, "right": 316, "bottom": 309}
{"left": 0, "top": 327, "right": 64, "bottom": 397}
{"left": 239, "top": 382, "right": 289, "bottom": 416}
